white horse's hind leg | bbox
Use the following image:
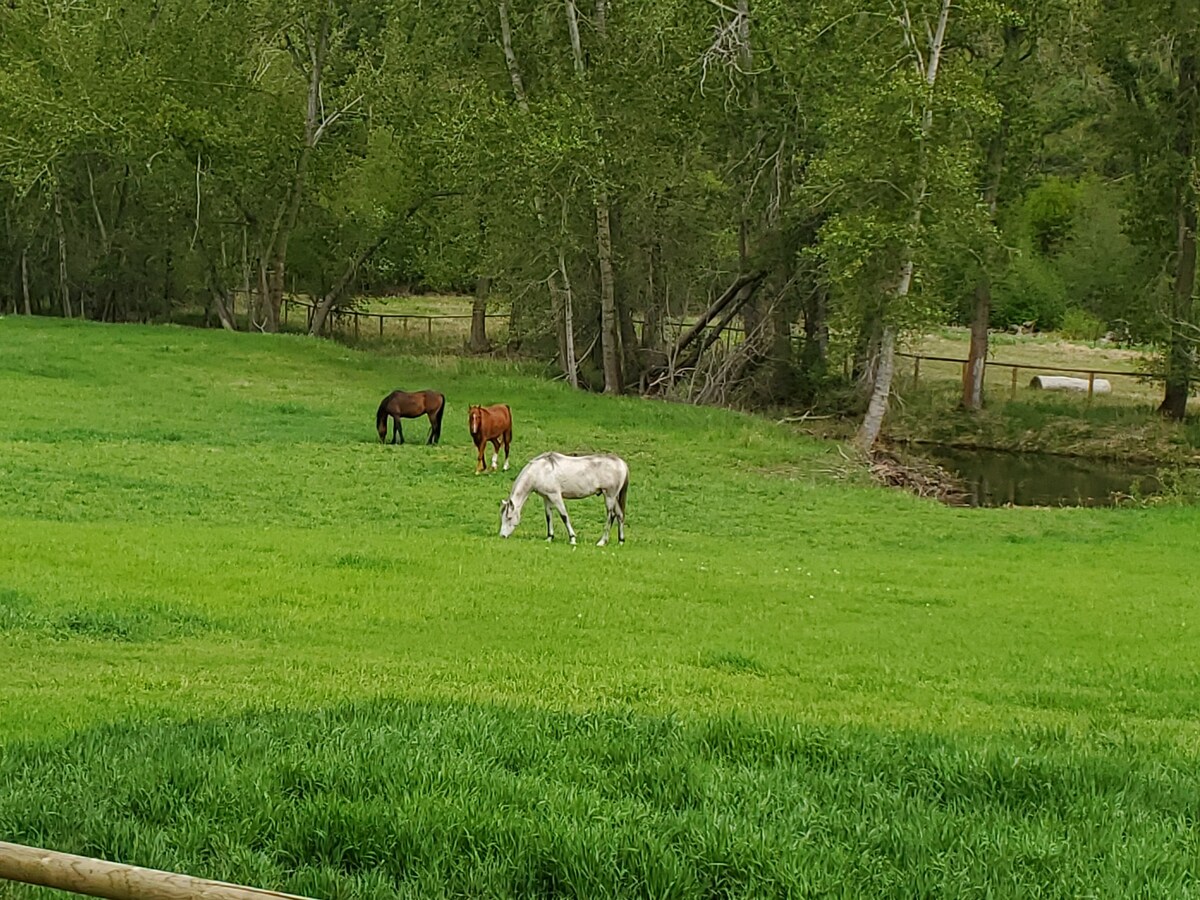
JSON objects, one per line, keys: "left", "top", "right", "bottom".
{"left": 543, "top": 497, "right": 555, "bottom": 541}
{"left": 597, "top": 495, "right": 616, "bottom": 546}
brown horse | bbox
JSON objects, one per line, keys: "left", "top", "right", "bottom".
{"left": 376, "top": 389, "right": 445, "bottom": 445}
{"left": 468, "top": 403, "right": 512, "bottom": 473}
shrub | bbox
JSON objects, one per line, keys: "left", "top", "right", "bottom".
{"left": 1058, "top": 308, "right": 1106, "bottom": 342}
{"left": 991, "top": 254, "right": 1068, "bottom": 331}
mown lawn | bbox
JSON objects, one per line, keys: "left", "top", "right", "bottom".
{"left": 1, "top": 316, "right": 1198, "bottom": 898}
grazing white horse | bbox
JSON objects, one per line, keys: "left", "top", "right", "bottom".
{"left": 499, "top": 452, "right": 629, "bottom": 546}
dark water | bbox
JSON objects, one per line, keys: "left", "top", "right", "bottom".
{"left": 917, "top": 446, "right": 1161, "bottom": 508}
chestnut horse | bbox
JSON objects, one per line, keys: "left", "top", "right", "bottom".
{"left": 468, "top": 403, "right": 512, "bottom": 473}
{"left": 376, "top": 389, "right": 445, "bottom": 445}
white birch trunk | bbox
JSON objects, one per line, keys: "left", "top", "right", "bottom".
{"left": 558, "top": 249, "right": 580, "bottom": 388}
{"left": 21, "top": 248, "right": 31, "bottom": 315}
{"left": 498, "top": 0, "right": 579, "bottom": 382}
{"left": 855, "top": 0, "right": 952, "bottom": 453}
{"left": 53, "top": 185, "right": 72, "bottom": 318}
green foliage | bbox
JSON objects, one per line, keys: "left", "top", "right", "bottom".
{"left": 1021, "top": 176, "right": 1079, "bottom": 255}
{"left": 991, "top": 252, "right": 1068, "bottom": 329}
{"left": 1058, "top": 307, "right": 1106, "bottom": 341}
{"left": 1133, "top": 465, "right": 1200, "bottom": 507}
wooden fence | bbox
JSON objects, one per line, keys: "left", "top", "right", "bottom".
{"left": 0, "top": 841, "right": 313, "bottom": 900}
{"left": 897, "top": 351, "right": 1161, "bottom": 400}
{"left": 279, "top": 300, "right": 1166, "bottom": 402}
{"left": 281, "top": 297, "right": 506, "bottom": 340}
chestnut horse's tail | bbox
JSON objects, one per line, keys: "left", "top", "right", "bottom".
{"left": 430, "top": 393, "right": 446, "bottom": 443}
{"left": 617, "top": 467, "right": 629, "bottom": 517}
{"left": 375, "top": 395, "right": 391, "bottom": 442}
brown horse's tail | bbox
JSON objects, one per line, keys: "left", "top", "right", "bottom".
{"left": 375, "top": 396, "right": 390, "bottom": 442}
{"left": 618, "top": 468, "right": 629, "bottom": 517}
{"left": 430, "top": 393, "right": 446, "bottom": 443}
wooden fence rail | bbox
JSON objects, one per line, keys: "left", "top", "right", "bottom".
{"left": 281, "top": 297, "right": 508, "bottom": 338}
{"left": 0, "top": 841, "right": 313, "bottom": 900}
{"left": 896, "top": 351, "right": 1162, "bottom": 401}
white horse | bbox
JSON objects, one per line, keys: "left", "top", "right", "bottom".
{"left": 499, "top": 452, "right": 629, "bottom": 546}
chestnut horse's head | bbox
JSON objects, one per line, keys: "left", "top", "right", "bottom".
{"left": 468, "top": 405, "right": 481, "bottom": 436}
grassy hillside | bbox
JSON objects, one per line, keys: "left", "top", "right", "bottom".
{"left": 1, "top": 317, "right": 1198, "bottom": 898}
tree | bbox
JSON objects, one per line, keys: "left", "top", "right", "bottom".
{"left": 1097, "top": 2, "right": 1200, "bottom": 419}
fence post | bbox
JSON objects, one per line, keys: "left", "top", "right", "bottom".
{"left": 354, "top": 312, "right": 360, "bottom": 340}
{"left": 379, "top": 315, "right": 384, "bottom": 337}
{"left": 1087, "top": 370, "right": 1095, "bottom": 401}
{"left": 1010, "top": 366, "right": 1018, "bottom": 401}
{"left": 912, "top": 356, "right": 921, "bottom": 389}
{"left": 283, "top": 299, "right": 288, "bottom": 325}
{"left": 427, "top": 316, "right": 432, "bottom": 338}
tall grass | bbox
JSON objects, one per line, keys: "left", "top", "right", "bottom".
{"left": 4, "top": 702, "right": 1198, "bottom": 899}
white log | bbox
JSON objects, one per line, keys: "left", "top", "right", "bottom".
{"left": 1029, "top": 375, "right": 1112, "bottom": 393}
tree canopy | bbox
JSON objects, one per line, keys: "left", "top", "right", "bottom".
{"left": 1, "top": 0, "right": 1196, "bottom": 432}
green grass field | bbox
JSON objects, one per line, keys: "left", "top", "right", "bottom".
{"left": 2, "top": 316, "right": 1199, "bottom": 898}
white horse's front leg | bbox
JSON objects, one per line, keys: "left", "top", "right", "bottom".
{"left": 543, "top": 497, "right": 555, "bottom": 541}
{"left": 550, "top": 495, "right": 576, "bottom": 546}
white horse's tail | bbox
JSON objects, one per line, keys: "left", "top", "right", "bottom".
{"left": 617, "top": 467, "right": 629, "bottom": 516}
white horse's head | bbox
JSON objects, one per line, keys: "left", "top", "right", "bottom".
{"left": 499, "top": 498, "right": 520, "bottom": 537}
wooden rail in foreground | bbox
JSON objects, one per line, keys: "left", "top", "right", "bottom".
{"left": 896, "top": 351, "right": 1161, "bottom": 401}
{"left": 0, "top": 841, "right": 313, "bottom": 900}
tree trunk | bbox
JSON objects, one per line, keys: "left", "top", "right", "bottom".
{"left": 964, "top": 273, "right": 991, "bottom": 408}
{"left": 618, "top": 290, "right": 639, "bottom": 379}
{"left": 670, "top": 270, "right": 767, "bottom": 360}
{"left": 265, "top": 15, "right": 331, "bottom": 333}
{"left": 682, "top": 280, "right": 761, "bottom": 370}
{"left": 498, "top": 0, "right": 530, "bottom": 110}
{"left": 564, "top": 0, "right": 585, "bottom": 76}
{"left": 558, "top": 249, "right": 579, "bottom": 387}
{"left": 641, "top": 241, "right": 664, "bottom": 350}
{"left": 53, "top": 186, "right": 72, "bottom": 318}
{"left": 20, "top": 248, "right": 31, "bottom": 315}
{"left": 498, "top": 0, "right": 580, "bottom": 373}
{"left": 963, "top": 27, "right": 1019, "bottom": 411}
{"left": 1159, "top": 50, "right": 1198, "bottom": 420}
{"left": 800, "top": 283, "right": 828, "bottom": 374}
{"left": 470, "top": 276, "right": 491, "bottom": 352}
{"left": 855, "top": 0, "right": 952, "bottom": 452}
{"left": 596, "top": 197, "right": 622, "bottom": 393}
{"left": 856, "top": 324, "right": 897, "bottom": 450}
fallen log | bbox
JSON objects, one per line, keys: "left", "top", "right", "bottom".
{"left": 1029, "top": 375, "right": 1112, "bottom": 394}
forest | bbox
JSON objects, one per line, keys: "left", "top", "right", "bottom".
{"left": 1, "top": 0, "right": 1197, "bottom": 444}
